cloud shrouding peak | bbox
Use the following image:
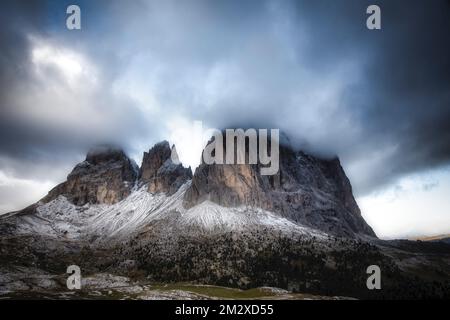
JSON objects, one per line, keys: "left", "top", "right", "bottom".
{"left": 0, "top": 0, "right": 449, "bottom": 232}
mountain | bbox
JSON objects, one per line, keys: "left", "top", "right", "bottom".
{"left": 8, "top": 139, "right": 373, "bottom": 239}
{"left": 184, "top": 143, "right": 376, "bottom": 238}
{"left": 139, "top": 141, "right": 192, "bottom": 195}
{"left": 0, "top": 138, "right": 449, "bottom": 299}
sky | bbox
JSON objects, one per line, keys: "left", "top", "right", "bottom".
{"left": 0, "top": 0, "right": 449, "bottom": 239}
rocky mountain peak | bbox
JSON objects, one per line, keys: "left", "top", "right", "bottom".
{"left": 139, "top": 141, "right": 172, "bottom": 182}
{"left": 85, "top": 145, "right": 129, "bottom": 165}
{"left": 42, "top": 146, "right": 138, "bottom": 206}
{"left": 139, "top": 141, "right": 192, "bottom": 195}
{"left": 183, "top": 136, "right": 376, "bottom": 238}
{"left": 22, "top": 140, "right": 193, "bottom": 212}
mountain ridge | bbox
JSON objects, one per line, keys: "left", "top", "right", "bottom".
{"left": 7, "top": 137, "right": 375, "bottom": 239}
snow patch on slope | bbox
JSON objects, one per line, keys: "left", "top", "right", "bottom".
{"left": 3, "top": 181, "right": 326, "bottom": 240}
{"left": 182, "top": 200, "right": 327, "bottom": 238}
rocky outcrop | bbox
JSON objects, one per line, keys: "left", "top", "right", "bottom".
{"left": 43, "top": 146, "right": 138, "bottom": 206}
{"left": 184, "top": 141, "right": 376, "bottom": 238}
{"left": 139, "top": 141, "right": 192, "bottom": 195}
{"left": 20, "top": 141, "right": 192, "bottom": 211}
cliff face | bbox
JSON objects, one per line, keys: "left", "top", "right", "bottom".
{"left": 139, "top": 141, "right": 192, "bottom": 195}
{"left": 36, "top": 142, "right": 192, "bottom": 208}
{"left": 184, "top": 143, "right": 376, "bottom": 238}
{"left": 139, "top": 141, "right": 172, "bottom": 183}
{"left": 43, "top": 146, "right": 138, "bottom": 206}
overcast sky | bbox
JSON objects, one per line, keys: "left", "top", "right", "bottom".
{"left": 0, "top": 0, "right": 449, "bottom": 238}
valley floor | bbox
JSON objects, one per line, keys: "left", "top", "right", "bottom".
{"left": 0, "top": 271, "right": 353, "bottom": 300}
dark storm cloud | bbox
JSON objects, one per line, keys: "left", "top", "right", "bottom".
{"left": 177, "top": 0, "right": 450, "bottom": 195}
{"left": 294, "top": 0, "right": 450, "bottom": 193}
{"left": 202, "top": 0, "right": 450, "bottom": 195}
{"left": 0, "top": 0, "right": 449, "bottom": 212}
{"left": 0, "top": 1, "right": 40, "bottom": 101}
{"left": 0, "top": 0, "right": 156, "bottom": 181}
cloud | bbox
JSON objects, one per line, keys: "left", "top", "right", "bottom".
{"left": 0, "top": 170, "right": 54, "bottom": 213}
{"left": 359, "top": 165, "right": 450, "bottom": 238}
{"left": 0, "top": 1, "right": 160, "bottom": 182}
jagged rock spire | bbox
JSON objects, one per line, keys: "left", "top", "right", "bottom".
{"left": 139, "top": 141, "right": 192, "bottom": 195}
